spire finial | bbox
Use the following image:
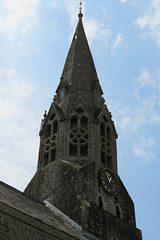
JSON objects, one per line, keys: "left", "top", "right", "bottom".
{"left": 78, "top": 1, "right": 84, "bottom": 18}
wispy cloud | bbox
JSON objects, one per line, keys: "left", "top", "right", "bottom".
{"left": 66, "top": 0, "right": 79, "bottom": 27}
{"left": 120, "top": 0, "right": 128, "bottom": 2}
{"left": 136, "top": 68, "right": 156, "bottom": 88}
{"left": 0, "top": 68, "right": 39, "bottom": 190}
{"left": 111, "top": 33, "right": 127, "bottom": 55}
{"left": 133, "top": 137, "right": 156, "bottom": 164}
{"left": 134, "top": 0, "right": 160, "bottom": 48}
{"left": 108, "top": 68, "right": 160, "bottom": 163}
{"left": 51, "top": 0, "right": 59, "bottom": 9}
{"left": 84, "top": 18, "right": 112, "bottom": 45}
{"left": 134, "top": 68, "right": 160, "bottom": 96}
{"left": 0, "top": 0, "right": 40, "bottom": 53}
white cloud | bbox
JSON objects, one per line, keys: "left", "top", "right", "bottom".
{"left": 134, "top": 68, "right": 160, "bottom": 96}
{"left": 51, "top": 0, "right": 59, "bottom": 9}
{"left": 136, "top": 68, "right": 156, "bottom": 88}
{"left": 66, "top": 0, "right": 80, "bottom": 27}
{"left": 111, "top": 33, "right": 127, "bottom": 55}
{"left": 120, "top": 0, "right": 127, "bottom": 2}
{"left": 134, "top": 0, "right": 160, "bottom": 48}
{"left": 0, "top": 68, "right": 39, "bottom": 190}
{"left": 109, "top": 68, "right": 160, "bottom": 132}
{"left": 0, "top": 0, "right": 40, "bottom": 51}
{"left": 108, "top": 67, "right": 160, "bottom": 164}
{"left": 84, "top": 18, "right": 112, "bottom": 45}
{"left": 133, "top": 137, "right": 156, "bottom": 164}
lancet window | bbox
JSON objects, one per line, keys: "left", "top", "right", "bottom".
{"left": 69, "top": 108, "right": 88, "bottom": 157}
{"left": 100, "top": 115, "right": 112, "bottom": 168}
{"left": 115, "top": 204, "right": 123, "bottom": 219}
{"left": 99, "top": 196, "right": 103, "bottom": 209}
{"left": 43, "top": 113, "right": 58, "bottom": 167}
{"left": 60, "top": 87, "right": 65, "bottom": 102}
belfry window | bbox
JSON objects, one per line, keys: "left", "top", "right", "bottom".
{"left": 51, "top": 149, "right": 56, "bottom": 162}
{"left": 43, "top": 113, "right": 58, "bottom": 168}
{"left": 53, "top": 119, "right": 58, "bottom": 134}
{"left": 70, "top": 116, "right": 78, "bottom": 129}
{"left": 69, "top": 110, "right": 88, "bottom": 157}
{"left": 100, "top": 116, "right": 112, "bottom": 167}
{"left": 45, "top": 124, "right": 51, "bottom": 138}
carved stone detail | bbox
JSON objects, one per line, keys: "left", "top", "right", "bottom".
{"left": 0, "top": 212, "right": 53, "bottom": 240}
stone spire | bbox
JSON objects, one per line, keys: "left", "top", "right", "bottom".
{"left": 56, "top": 13, "right": 103, "bottom": 114}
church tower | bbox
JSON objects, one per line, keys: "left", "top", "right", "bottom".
{"left": 25, "top": 11, "right": 142, "bottom": 240}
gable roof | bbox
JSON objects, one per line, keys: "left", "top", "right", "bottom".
{"left": 0, "top": 181, "right": 88, "bottom": 240}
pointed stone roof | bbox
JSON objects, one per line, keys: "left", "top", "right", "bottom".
{"left": 56, "top": 13, "right": 103, "bottom": 114}
{"left": 61, "top": 13, "right": 98, "bottom": 86}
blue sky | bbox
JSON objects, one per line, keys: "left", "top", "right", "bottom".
{"left": 0, "top": 0, "right": 160, "bottom": 239}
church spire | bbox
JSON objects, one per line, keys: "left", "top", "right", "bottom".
{"left": 56, "top": 10, "right": 103, "bottom": 114}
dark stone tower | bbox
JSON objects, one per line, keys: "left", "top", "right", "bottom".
{"left": 25, "top": 13, "right": 142, "bottom": 240}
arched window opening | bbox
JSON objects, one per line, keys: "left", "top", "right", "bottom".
{"left": 101, "top": 151, "right": 105, "bottom": 164}
{"left": 103, "top": 116, "right": 108, "bottom": 123}
{"left": 107, "top": 126, "right": 111, "bottom": 140}
{"left": 100, "top": 122, "right": 105, "bottom": 136}
{"left": 51, "top": 149, "right": 56, "bottom": 162}
{"left": 50, "top": 113, "right": 55, "bottom": 121}
{"left": 116, "top": 206, "right": 121, "bottom": 219}
{"left": 81, "top": 144, "right": 88, "bottom": 156}
{"left": 70, "top": 112, "right": 88, "bottom": 158}
{"left": 53, "top": 120, "right": 58, "bottom": 134}
{"left": 70, "top": 144, "right": 77, "bottom": 156}
{"left": 70, "top": 116, "right": 78, "bottom": 129}
{"left": 107, "top": 155, "right": 112, "bottom": 168}
{"left": 45, "top": 124, "right": 51, "bottom": 138}
{"left": 81, "top": 116, "right": 88, "bottom": 129}
{"left": 99, "top": 196, "right": 103, "bottom": 209}
{"left": 43, "top": 153, "right": 48, "bottom": 167}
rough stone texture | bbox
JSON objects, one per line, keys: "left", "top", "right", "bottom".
{"left": 24, "top": 14, "right": 142, "bottom": 240}
{"left": 25, "top": 160, "right": 141, "bottom": 240}
{"left": 0, "top": 181, "right": 87, "bottom": 240}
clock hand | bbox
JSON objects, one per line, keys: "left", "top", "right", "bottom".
{"left": 106, "top": 172, "right": 110, "bottom": 182}
{"left": 109, "top": 176, "right": 112, "bottom": 183}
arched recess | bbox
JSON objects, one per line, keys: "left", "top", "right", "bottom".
{"left": 99, "top": 196, "right": 103, "bottom": 209}
{"left": 69, "top": 107, "right": 89, "bottom": 157}
{"left": 115, "top": 203, "right": 123, "bottom": 219}
{"left": 97, "top": 194, "right": 106, "bottom": 210}
{"left": 45, "top": 124, "right": 51, "bottom": 139}
{"left": 42, "top": 112, "right": 58, "bottom": 167}
{"left": 100, "top": 114, "right": 112, "bottom": 168}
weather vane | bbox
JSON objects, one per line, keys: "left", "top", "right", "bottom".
{"left": 79, "top": 1, "right": 84, "bottom": 14}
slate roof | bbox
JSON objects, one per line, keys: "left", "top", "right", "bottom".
{"left": 57, "top": 13, "right": 99, "bottom": 92}
{"left": 0, "top": 181, "right": 88, "bottom": 240}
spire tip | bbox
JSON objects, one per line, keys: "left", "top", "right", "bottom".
{"left": 78, "top": 1, "right": 84, "bottom": 18}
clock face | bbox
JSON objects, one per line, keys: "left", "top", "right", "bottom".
{"left": 101, "top": 170, "right": 117, "bottom": 194}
